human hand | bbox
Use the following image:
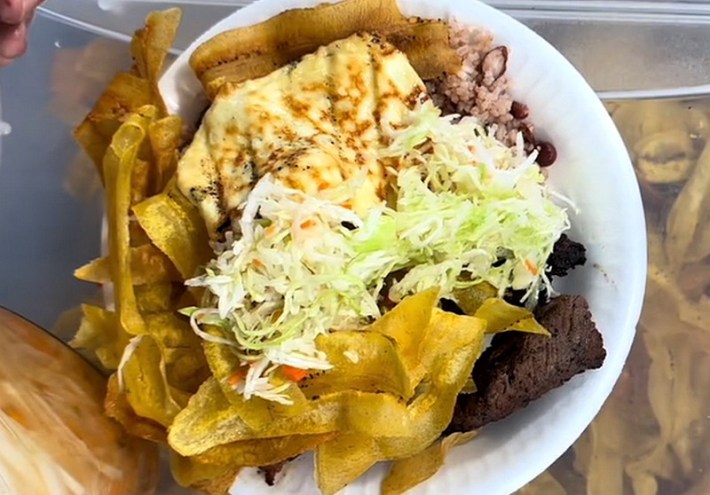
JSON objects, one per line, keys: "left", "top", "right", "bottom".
{"left": 1, "top": 0, "right": 44, "bottom": 66}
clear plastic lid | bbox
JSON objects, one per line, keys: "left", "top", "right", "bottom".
{"left": 39, "top": 0, "right": 710, "bottom": 98}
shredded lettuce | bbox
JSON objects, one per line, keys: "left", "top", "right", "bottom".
{"left": 186, "top": 100, "right": 570, "bottom": 404}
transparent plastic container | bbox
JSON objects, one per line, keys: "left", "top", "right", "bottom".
{"left": 39, "top": 0, "right": 710, "bottom": 99}
{"left": 8, "top": 3, "right": 710, "bottom": 495}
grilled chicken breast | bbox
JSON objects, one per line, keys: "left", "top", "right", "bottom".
{"left": 177, "top": 33, "right": 428, "bottom": 237}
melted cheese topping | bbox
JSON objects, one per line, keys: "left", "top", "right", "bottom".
{"left": 178, "top": 33, "right": 428, "bottom": 236}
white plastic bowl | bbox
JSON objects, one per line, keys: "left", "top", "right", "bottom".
{"left": 159, "top": 0, "right": 647, "bottom": 493}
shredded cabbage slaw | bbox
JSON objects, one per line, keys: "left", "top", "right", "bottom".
{"left": 183, "top": 100, "right": 571, "bottom": 404}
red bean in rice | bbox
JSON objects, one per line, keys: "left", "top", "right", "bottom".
{"left": 427, "top": 24, "right": 540, "bottom": 152}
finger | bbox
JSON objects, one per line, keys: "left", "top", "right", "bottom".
{"left": 0, "top": 0, "right": 24, "bottom": 25}
{"left": 0, "top": 21, "right": 27, "bottom": 60}
{"left": 0, "top": 54, "right": 12, "bottom": 67}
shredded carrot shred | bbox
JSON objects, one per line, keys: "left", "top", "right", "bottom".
{"left": 300, "top": 219, "right": 316, "bottom": 229}
{"left": 281, "top": 365, "right": 309, "bottom": 382}
{"left": 525, "top": 259, "right": 539, "bottom": 276}
{"left": 227, "top": 368, "right": 248, "bottom": 388}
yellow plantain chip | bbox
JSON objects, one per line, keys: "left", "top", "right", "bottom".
{"left": 121, "top": 334, "right": 190, "bottom": 427}
{"left": 316, "top": 433, "right": 380, "bottom": 495}
{"left": 144, "top": 312, "right": 202, "bottom": 359}
{"left": 89, "top": 73, "right": 154, "bottom": 124}
{"left": 130, "top": 8, "right": 183, "bottom": 115}
{"left": 132, "top": 186, "right": 212, "bottom": 279}
{"left": 376, "top": 389, "right": 466, "bottom": 461}
{"left": 313, "top": 310, "right": 486, "bottom": 493}
{"left": 375, "top": 313, "right": 485, "bottom": 460}
{"left": 135, "top": 282, "right": 176, "bottom": 313}
{"left": 104, "top": 106, "right": 158, "bottom": 336}
{"left": 104, "top": 374, "right": 167, "bottom": 444}
{"left": 148, "top": 115, "right": 184, "bottom": 191}
{"left": 170, "top": 451, "right": 235, "bottom": 489}
{"left": 194, "top": 432, "right": 335, "bottom": 467}
{"left": 416, "top": 309, "right": 484, "bottom": 382}
{"left": 474, "top": 298, "right": 550, "bottom": 336}
{"left": 75, "top": 9, "right": 181, "bottom": 180}
{"left": 167, "top": 378, "right": 341, "bottom": 456}
{"left": 168, "top": 378, "right": 253, "bottom": 456}
{"left": 70, "top": 304, "right": 130, "bottom": 371}
{"left": 425, "top": 312, "right": 487, "bottom": 392}
{"left": 299, "top": 331, "right": 411, "bottom": 400}
{"left": 329, "top": 390, "right": 413, "bottom": 437}
{"left": 74, "top": 243, "right": 180, "bottom": 285}
{"left": 168, "top": 377, "right": 417, "bottom": 457}
{"left": 368, "top": 288, "right": 439, "bottom": 388}
{"left": 381, "top": 431, "right": 478, "bottom": 495}
{"left": 453, "top": 282, "right": 498, "bottom": 315}
{"left": 189, "top": 0, "right": 460, "bottom": 98}
{"left": 74, "top": 72, "right": 153, "bottom": 177}
{"left": 200, "top": 337, "right": 239, "bottom": 385}
{"left": 454, "top": 284, "right": 549, "bottom": 335}
{"left": 131, "top": 158, "right": 152, "bottom": 205}
{"left": 144, "top": 312, "right": 210, "bottom": 394}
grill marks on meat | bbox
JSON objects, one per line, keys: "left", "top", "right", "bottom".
{"left": 446, "top": 295, "right": 606, "bottom": 433}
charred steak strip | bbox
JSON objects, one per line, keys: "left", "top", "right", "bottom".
{"left": 547, "top": 234, "right": 587, "bottom": 278}
{"left": 446, "top": 295, "right": 606, "bottom": 433}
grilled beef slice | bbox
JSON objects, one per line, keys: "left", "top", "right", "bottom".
{"left": 447, "top": 294, "right": 606, "bottom": 433}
